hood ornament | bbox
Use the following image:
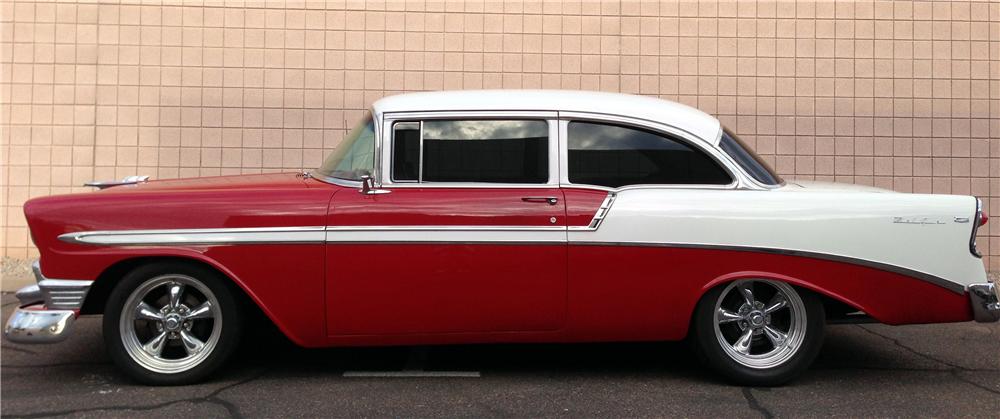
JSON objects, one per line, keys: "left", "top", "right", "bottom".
{"left": 84, "top": 175, "right": 150, "bottom": 189}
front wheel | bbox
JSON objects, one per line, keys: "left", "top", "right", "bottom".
{"left": 103, "top": 262, "right": 242, "bottom": 385}
{"left": 692, "top": 279, "right": 824, "bottom": 386}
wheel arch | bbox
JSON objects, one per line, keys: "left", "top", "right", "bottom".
{"left": 695, "top": 271, "right": 873, "bottom": 325}
{"left": 80, "top": 254, "right": 299, "bottom": 344}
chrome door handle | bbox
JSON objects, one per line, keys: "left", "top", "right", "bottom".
{"left": 522, "top": 197, "right": 558, "bottom": 205}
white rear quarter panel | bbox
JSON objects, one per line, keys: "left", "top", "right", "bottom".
{"left": 571, "top": 187, "right": 987, "bottom": 290}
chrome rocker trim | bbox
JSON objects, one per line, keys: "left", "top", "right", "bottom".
{"left": 968, "top": 282, "right": 1000, "bottom": 323}
{"left": 3, "top": 261, "right": 93, "bottom": 344}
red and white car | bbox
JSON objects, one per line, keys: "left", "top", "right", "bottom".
{"left": 5, "top": 90, "right": 997, "bottom": 386}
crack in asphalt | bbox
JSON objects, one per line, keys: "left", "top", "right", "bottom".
{"left": 2, "top": 345, "right": 39, "bottom": 355}
{"left": 815, "top": 365, "right": 1000, "bottom": 373}
{"left": 3, "top": 369, "right": 268, "bottom": 419}
{"left": 857, "top": 325, "right": 1000, "bottom": 396}
{"left": 3, "top": 361, "right": 110, "bottom": 369}
{"left": 741, "top": 388, "right": 774, "bottom": 419}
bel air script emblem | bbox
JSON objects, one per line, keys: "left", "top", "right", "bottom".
{"left": 892, "top": 216, "right": 947, "bottom": 225}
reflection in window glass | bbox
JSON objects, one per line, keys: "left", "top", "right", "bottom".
{"left": 315, "top": 116, "right": 376, "bottom": 181}
{"left": 568, "top": 121, "right": 731, "bottom": 188}
{"left": 719, "top": 128, "right": 782, "bottom": 186}
{"left": 422, "top": 120, "right": 548, "bottom": 183}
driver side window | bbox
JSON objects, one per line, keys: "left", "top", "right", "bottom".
{"left": 567, "top": 121, "right": 732, "bottom": 188}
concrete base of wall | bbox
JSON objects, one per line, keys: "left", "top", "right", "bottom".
{"left": 1, "top": 258, "right": 34, "bottom": 292}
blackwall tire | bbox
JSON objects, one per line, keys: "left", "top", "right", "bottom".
{"left": 103, "top": 261, "right": 242, "bottom": 385}
{"left": 692, "top": 279, "right": 825, "bottom": 386}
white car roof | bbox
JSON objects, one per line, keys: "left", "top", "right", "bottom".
{"left": 372, "top": 90, "right": 723, "bottom": 144}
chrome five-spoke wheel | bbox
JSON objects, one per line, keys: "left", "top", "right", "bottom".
{"left": 713, "top": 279, "right": 806, "bottom": 369}
{"left": 105, "top": 262, "right": 242, "bottom": 385}
{"left": 121, "top": 275, "right": 222, "bottom": 374}
{"left": 693, "top": 278, "right": 824, "bottom": 386}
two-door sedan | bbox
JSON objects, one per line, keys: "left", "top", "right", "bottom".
{"left": 5, "top": 90, "right": 997, "bottom": 386}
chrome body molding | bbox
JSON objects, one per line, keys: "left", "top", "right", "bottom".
{"left": 54, "top": 225, "right": 972, "bottom": 295}
{"left": 968, "top": 282, "right": 999, "bottom": 322}
{"left": 59, "top": 225, "right": 574, "bottom": 246}
{"left": 970, "top": 198, "right": 983, "bottom": 258}
{"left": 59, "top": 226, "right": 328, "bottom": 246}
{"left": 325, "top": 225, "right": 567, "bottom": 244}
{"left": 570, "top": 192, "right": 617, "bottom": 231}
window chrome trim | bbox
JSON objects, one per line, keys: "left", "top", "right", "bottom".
{"left": 389, "top": 121, "right": 420, "bottom": 183}
{"left": 310, "top": 173, "right": 362, "bottom": 188}
{"left": 380, "top": 110, "right": 561, "bottom": 188}
{"left": 555, "top": 112, "right": 749, "bottom": 191}
{"left": 713, "top": 128, "right": 785, "bottom": 190}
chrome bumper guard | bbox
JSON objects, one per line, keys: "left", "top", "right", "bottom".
{"left": 3, "top": 261, "right": 92, "bottom": 344}
{"left": 968, "top": 282, "right": 1000, "bottom": 323}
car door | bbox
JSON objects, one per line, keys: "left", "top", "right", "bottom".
{"left": 326, "top": 116, "right": 568, "bottom": 336}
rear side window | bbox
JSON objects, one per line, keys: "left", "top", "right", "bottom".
{"left": 567, "top": 121, "right": 732, "bottom": 188}
{"left": 391, "top": 120, "right": 549, "bottom": 184}
{"left": 719, "top": 128, "right": 782, "bottom": 186}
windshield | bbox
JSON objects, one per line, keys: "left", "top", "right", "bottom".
{"left": 719, "top": 128, "right": 782, "bottom": 186}
{"left": 315, "top": 116, "right": 376, "bottom": 181}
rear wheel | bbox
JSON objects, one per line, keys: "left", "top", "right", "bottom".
{"left": 103, "top": 262, "right": 242, "bottom": 385}
{"left": 692, "top": 279, "right": 824, "bottom": 386}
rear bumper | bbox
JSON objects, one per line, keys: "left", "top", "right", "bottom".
{"left": 968, "top": 282, "right": 1000, "bottom": 322}
{"left": 3, "top": 261, "right": 92, "bottom": 344}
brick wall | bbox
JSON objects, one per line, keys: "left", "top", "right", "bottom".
{"left": 1, "top": 1, "right": 998, "bottom": 271}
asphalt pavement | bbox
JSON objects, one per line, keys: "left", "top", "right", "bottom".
{"left": 2, "top": 292, "right": 998, "bottom": 418}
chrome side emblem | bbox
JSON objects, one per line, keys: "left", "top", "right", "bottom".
{"left": 892, "top": 216, "right": 945, "bottom": 225}
{"left": 954, "top": 217, "right": 970, "bottom": 223}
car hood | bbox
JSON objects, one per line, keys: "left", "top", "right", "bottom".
{"left": 98, "top": 172, "right": 312, "bottom": 193}
{"left": 779, "top": 180, "right": 895, "bottom": 193}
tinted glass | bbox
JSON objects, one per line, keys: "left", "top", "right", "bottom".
{"left": 392, "top": 123, "right": 420, "bottom": 181}
{"left": 567, "top": 121, "right": 731, "bottom": 188}
{"left": 719, "top": 128, "right": 782, "bottom": 185}
{"left": 315, "top": 116, "right": 375, "bottom": 181}
{"left": 422, "top": 120, "right": 548, "bottom": 183}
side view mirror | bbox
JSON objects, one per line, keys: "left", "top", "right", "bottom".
{"left": 359, "top": 175, "right": 391, "bottom": 195}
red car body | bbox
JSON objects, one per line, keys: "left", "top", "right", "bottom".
{"left": 23, "top": 172, "right": 975, "bottom": 348}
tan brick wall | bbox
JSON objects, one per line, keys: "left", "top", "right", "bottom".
{"left": 1, "top": 1, "right": 998, "bottom": 271}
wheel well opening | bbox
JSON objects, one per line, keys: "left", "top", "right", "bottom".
{"left": 689, "top": 278, "right": 875, "bottom": 334}
{"left": 81, "top": 256, "right": 267, "bottom": 324}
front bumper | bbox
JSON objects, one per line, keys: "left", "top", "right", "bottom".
{"left": 968, "top": 282, "right": 1000, "bottom": 323}
{"left": 3, "top": 261, "right": 92, "bottom": 344}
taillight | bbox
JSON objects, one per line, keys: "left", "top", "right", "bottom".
{"left": 980, "top": 210, "right": 989, "bottom": 227}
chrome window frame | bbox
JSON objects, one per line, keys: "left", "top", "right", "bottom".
{"left": 713, "top": 128, "right": 786, "bottom": 190}
{"left": 556, "top": 111, "right": 756, "bottom": 192}
{"left": 379, "top": 110, "right": 561, "bottom": 189}
{"left": 389, "top": 121, "right": 421, "bottom": 183}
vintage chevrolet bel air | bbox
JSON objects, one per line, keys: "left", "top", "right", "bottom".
{"left": 5, "top": 90, "right": 997, "bottom": 386}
